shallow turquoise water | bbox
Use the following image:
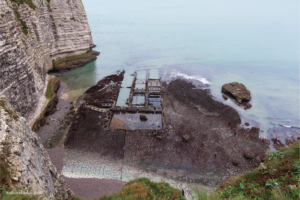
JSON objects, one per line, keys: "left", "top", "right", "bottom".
{"left": 60, "top": 0, "right": 299, "bottom": 135}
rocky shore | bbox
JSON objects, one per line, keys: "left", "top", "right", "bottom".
{"left": 54, "top": 74, "right": 271, "bottom": 199}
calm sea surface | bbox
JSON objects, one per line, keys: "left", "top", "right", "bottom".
{"left": 60, "top": 0, "right": 299, "bottom": 137}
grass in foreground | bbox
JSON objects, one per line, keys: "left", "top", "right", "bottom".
{"left": 196, "top": 141, "right": 300, "bottom": 200}
{"left": 74, "top": 178, "right": 185, "bottom": 200}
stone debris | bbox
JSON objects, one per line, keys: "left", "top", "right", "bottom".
{"left": 232, "top": 159, "right": 239, "bottom": 165}
{"left": 182, "top": 134, "right": 190, "bottom": 142}
{"left": 155, "top": 135, "right": 162, "bottom": 140}
{"left": 244, "top": 151, "right": 255, "bottom": 159}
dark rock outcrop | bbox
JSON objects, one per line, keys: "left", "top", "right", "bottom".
{"left": 222, "top": 82, "right": 251, "bottom": 103}
{"left": 140, "top": 114, "right": 147, "bottom": 121}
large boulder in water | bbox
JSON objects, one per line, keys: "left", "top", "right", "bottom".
{"left": 222, "top": 82, "right": 251, "bottom": 103}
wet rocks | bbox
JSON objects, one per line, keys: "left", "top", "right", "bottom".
{"left": 245, "top": 122, "right": 249, "bottom": 126}
{"left": 244, "top": 151, "right": 255, "bottom": 159}
{"left": 232, "top": 159, "right": 239, "bottom": 165}
{"left": 140, "top": 114, "right": 147, "bottom": 121}
{"left": 222, "top": 82, "right": 251, "bottom": 103}
{"left": 222, "top": 94, "right": 228, "bottom": 100}
{"left": 182, "top": 135, "right": 189, "bottom": 142}
{"left": 244, "top": 103, "right": 252, "bottom": 110}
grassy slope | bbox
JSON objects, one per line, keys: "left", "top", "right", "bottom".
{"left": 76, "top": 178, "right": 185, "bottom": 200}
{"left": 197, "top": 141, "right": 300, "bottom": 200}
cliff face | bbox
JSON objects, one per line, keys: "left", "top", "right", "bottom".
{"left": 0, "top": 0, "right": 94, "bottom": 121}
{"left": 0, "top": 95, "right": 73, "bottom": 199}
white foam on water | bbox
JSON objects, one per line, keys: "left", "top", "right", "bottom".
{"left": 170, "top": 71, "right": 211, "bottom": 84}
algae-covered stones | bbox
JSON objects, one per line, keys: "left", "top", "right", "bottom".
{"left": 232, "top": 159, "right": 239, "bottom": 165}
{"left": 244, "top": 151, "right": 255, "bottom": 159}
{"left": 182, "top": 135, "right": 189, "bottom": 142}
{"left": 140, "top": 114, "right": 147, "bottom": 121}
{"left": 222, "top": 94, "right": 228, "bottom": 100}
{"left": 222, "top": 82, "right": 251, "bottom": 103}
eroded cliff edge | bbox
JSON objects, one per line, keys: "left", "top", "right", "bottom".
{"left": 0, "top": 0, "right": 94, "bottom": 122}
{"left": 0, "top": 95, "right": 73, "bottom": 199}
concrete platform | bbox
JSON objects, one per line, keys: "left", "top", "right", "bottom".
{"left": 155, "top": 107, "right": 163, "bottom": 113}
{"left": 110, "top": 106, "right": 121, "bottom": 112}
{"left": 126, "top": 107, "right": 138, "bottom": 113}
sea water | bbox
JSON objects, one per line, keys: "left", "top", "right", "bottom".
{"left": 60, "top": 0, "right": 299, "bottom": 137}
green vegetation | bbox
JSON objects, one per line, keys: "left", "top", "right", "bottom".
{"left": 45, "top": 78, "right": 59, "bottom": 99}
{"left": 46, "top": 0, "right": 50, "bottom": 3}
{"left": 76, "top": 178, "right": 184, "bottom": 200}
{"left": 195, "top": 141, "right": 300, "bottom": 199}
{"left": 10, "top": 0, "right": 36, "bottom": 10}
{"left": 70, "top": 17, "right": 79, "bottom": 22}
{"left": 13, "top": 10, "right": 28, "bottom": 35}
{"left": 31, "top": 77, "right": 60, "bottom": 132}
{"left": 1, "top": 14, "right": 4, "bottom": 18}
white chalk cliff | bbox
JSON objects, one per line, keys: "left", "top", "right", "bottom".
{"left": 0, "top": 0, "right": 94, "bottom": 121}
{"left": 0, "top": 95, "right": 73, "bottom": 199}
